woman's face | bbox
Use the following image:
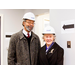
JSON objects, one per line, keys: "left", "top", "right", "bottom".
{"left": 43, "top": 34, "right": 54, "bottom": 46}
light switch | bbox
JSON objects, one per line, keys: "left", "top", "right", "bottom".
{"left": 67, "top": 41, "right": 71, "bottom": 48}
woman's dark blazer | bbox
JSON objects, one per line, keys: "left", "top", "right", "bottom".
{"left": 39, "top": 42, "right": 64, "bottom": 65}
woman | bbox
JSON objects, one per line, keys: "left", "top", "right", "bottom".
{"left": 39, "top": 26, "right": 64, "bottom": 65}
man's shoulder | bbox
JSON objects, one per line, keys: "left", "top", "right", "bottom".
{"left": 11, "top": 29, "right": 23, "bottom": 39}
{"left": 31, "top": 31, "right": 39, "bottom": 39}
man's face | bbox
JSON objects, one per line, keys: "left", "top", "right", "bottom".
{"left": 23, "top": 19, "right": 34, "bottom": 32}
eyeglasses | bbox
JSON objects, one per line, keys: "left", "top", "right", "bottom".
{"left": 25, "top": 21, "right": 35, "bottom": 25}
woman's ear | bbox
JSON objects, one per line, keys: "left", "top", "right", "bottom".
{"left": 53, "top": 35, "right": 56, "bottom": 42}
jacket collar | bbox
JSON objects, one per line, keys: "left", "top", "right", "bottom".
{"left": 23, "top": 29, "right": 31, "bottom": 37}
{"left": 19, "top": 29, "right": 37, "bottom": 40}
{"left": 47, "top": 42, "right": 58, "bottom": 56}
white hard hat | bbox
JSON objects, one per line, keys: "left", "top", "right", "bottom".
{"left": 23, "top": 12, "right": 35, "bottom": 21}
{"left": 42, "top": 26, "right": 55, "bottom": 35}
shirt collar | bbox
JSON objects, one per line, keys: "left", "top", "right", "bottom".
{"left": 22, "top": 29, "right": 31, "bottom": 37}
{"left": 46, "top": 42, "right": 54, "bottom": 50}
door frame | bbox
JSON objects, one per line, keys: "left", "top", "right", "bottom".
{"left": 0, "top": 14, "right": 3, "bottom": 65}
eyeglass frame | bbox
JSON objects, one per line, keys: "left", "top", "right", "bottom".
{"left": 24, "top": 19, "right": 35, "bottom": 25}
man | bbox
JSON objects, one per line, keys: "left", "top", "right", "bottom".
{"left": 8, "top": 12, "right": 41, "bottom": 65}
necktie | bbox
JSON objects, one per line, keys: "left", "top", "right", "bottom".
{"left": 27, "top": 33, "right": 30, "bottom": 38}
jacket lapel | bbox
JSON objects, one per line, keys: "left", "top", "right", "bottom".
{"left": 41, "top": 45, "right": 49, "bottom": 65}
{"left": 47, "top": 42, "right": 58, "bottom": 57}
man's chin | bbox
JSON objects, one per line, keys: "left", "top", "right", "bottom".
{"left": 29, "top": 28, "right": 33, "bottom": 31}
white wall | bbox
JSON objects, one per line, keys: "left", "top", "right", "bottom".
{"left": 50, "top": 9, "right": 75, "bottom": 65}
{"left": 24, "top": 9, "right": 32, "bottom": 13}
{"left": 31, "top": 9, "right": 49, "bottom": 15}
{"left": 24, "top": 9, "right": 49, "bottom": 15}
{"left": 0, "top": 9, "right": 25, "bottom": 32}
{"left": 0, "top": 9, "right": 25, "bottom": 65}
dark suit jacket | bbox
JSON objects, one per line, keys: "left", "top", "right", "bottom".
{"left": 39, "top": 42, "right": 64, "bottom": 65}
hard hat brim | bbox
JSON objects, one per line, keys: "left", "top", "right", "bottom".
{"left": 23, "top": 18, "right": 35, "bottom": 22}
{"left": 42, "top": 33, "right": 55, "bottom": 35}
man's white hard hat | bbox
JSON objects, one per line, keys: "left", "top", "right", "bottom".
{"left": 23, "top": 12, "right": 35, "bottom": 21}
{"left": 42, "top": 26, "right": 55, "bottom": 35}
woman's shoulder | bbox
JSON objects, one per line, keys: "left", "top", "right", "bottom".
{"left": 40, "top": 44, "right": 46, "bottom": 50}
{"left": 54, "top": 42, "right": 62, "bottom": 47}
{"left": 54, "top": 42, "right": 64, "bottom": 51}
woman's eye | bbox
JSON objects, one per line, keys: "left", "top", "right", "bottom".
{"left": 46, "top": 36, "right": 48, "bottom": 38}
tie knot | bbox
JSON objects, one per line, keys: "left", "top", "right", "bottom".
{"left": 27, "top": 33, "right": 30, "bottom": 38}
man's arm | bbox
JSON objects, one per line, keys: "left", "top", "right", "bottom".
{"left": 8, "top": 35, "right": 16, "bottom": 65}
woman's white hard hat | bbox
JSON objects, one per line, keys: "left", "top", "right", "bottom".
{"left": 42, "top": 25, "right": 55, "bottom": 35}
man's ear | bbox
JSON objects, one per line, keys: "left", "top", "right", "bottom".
{"left": 23, "top": 21, "right": 25, "bottom": 26}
